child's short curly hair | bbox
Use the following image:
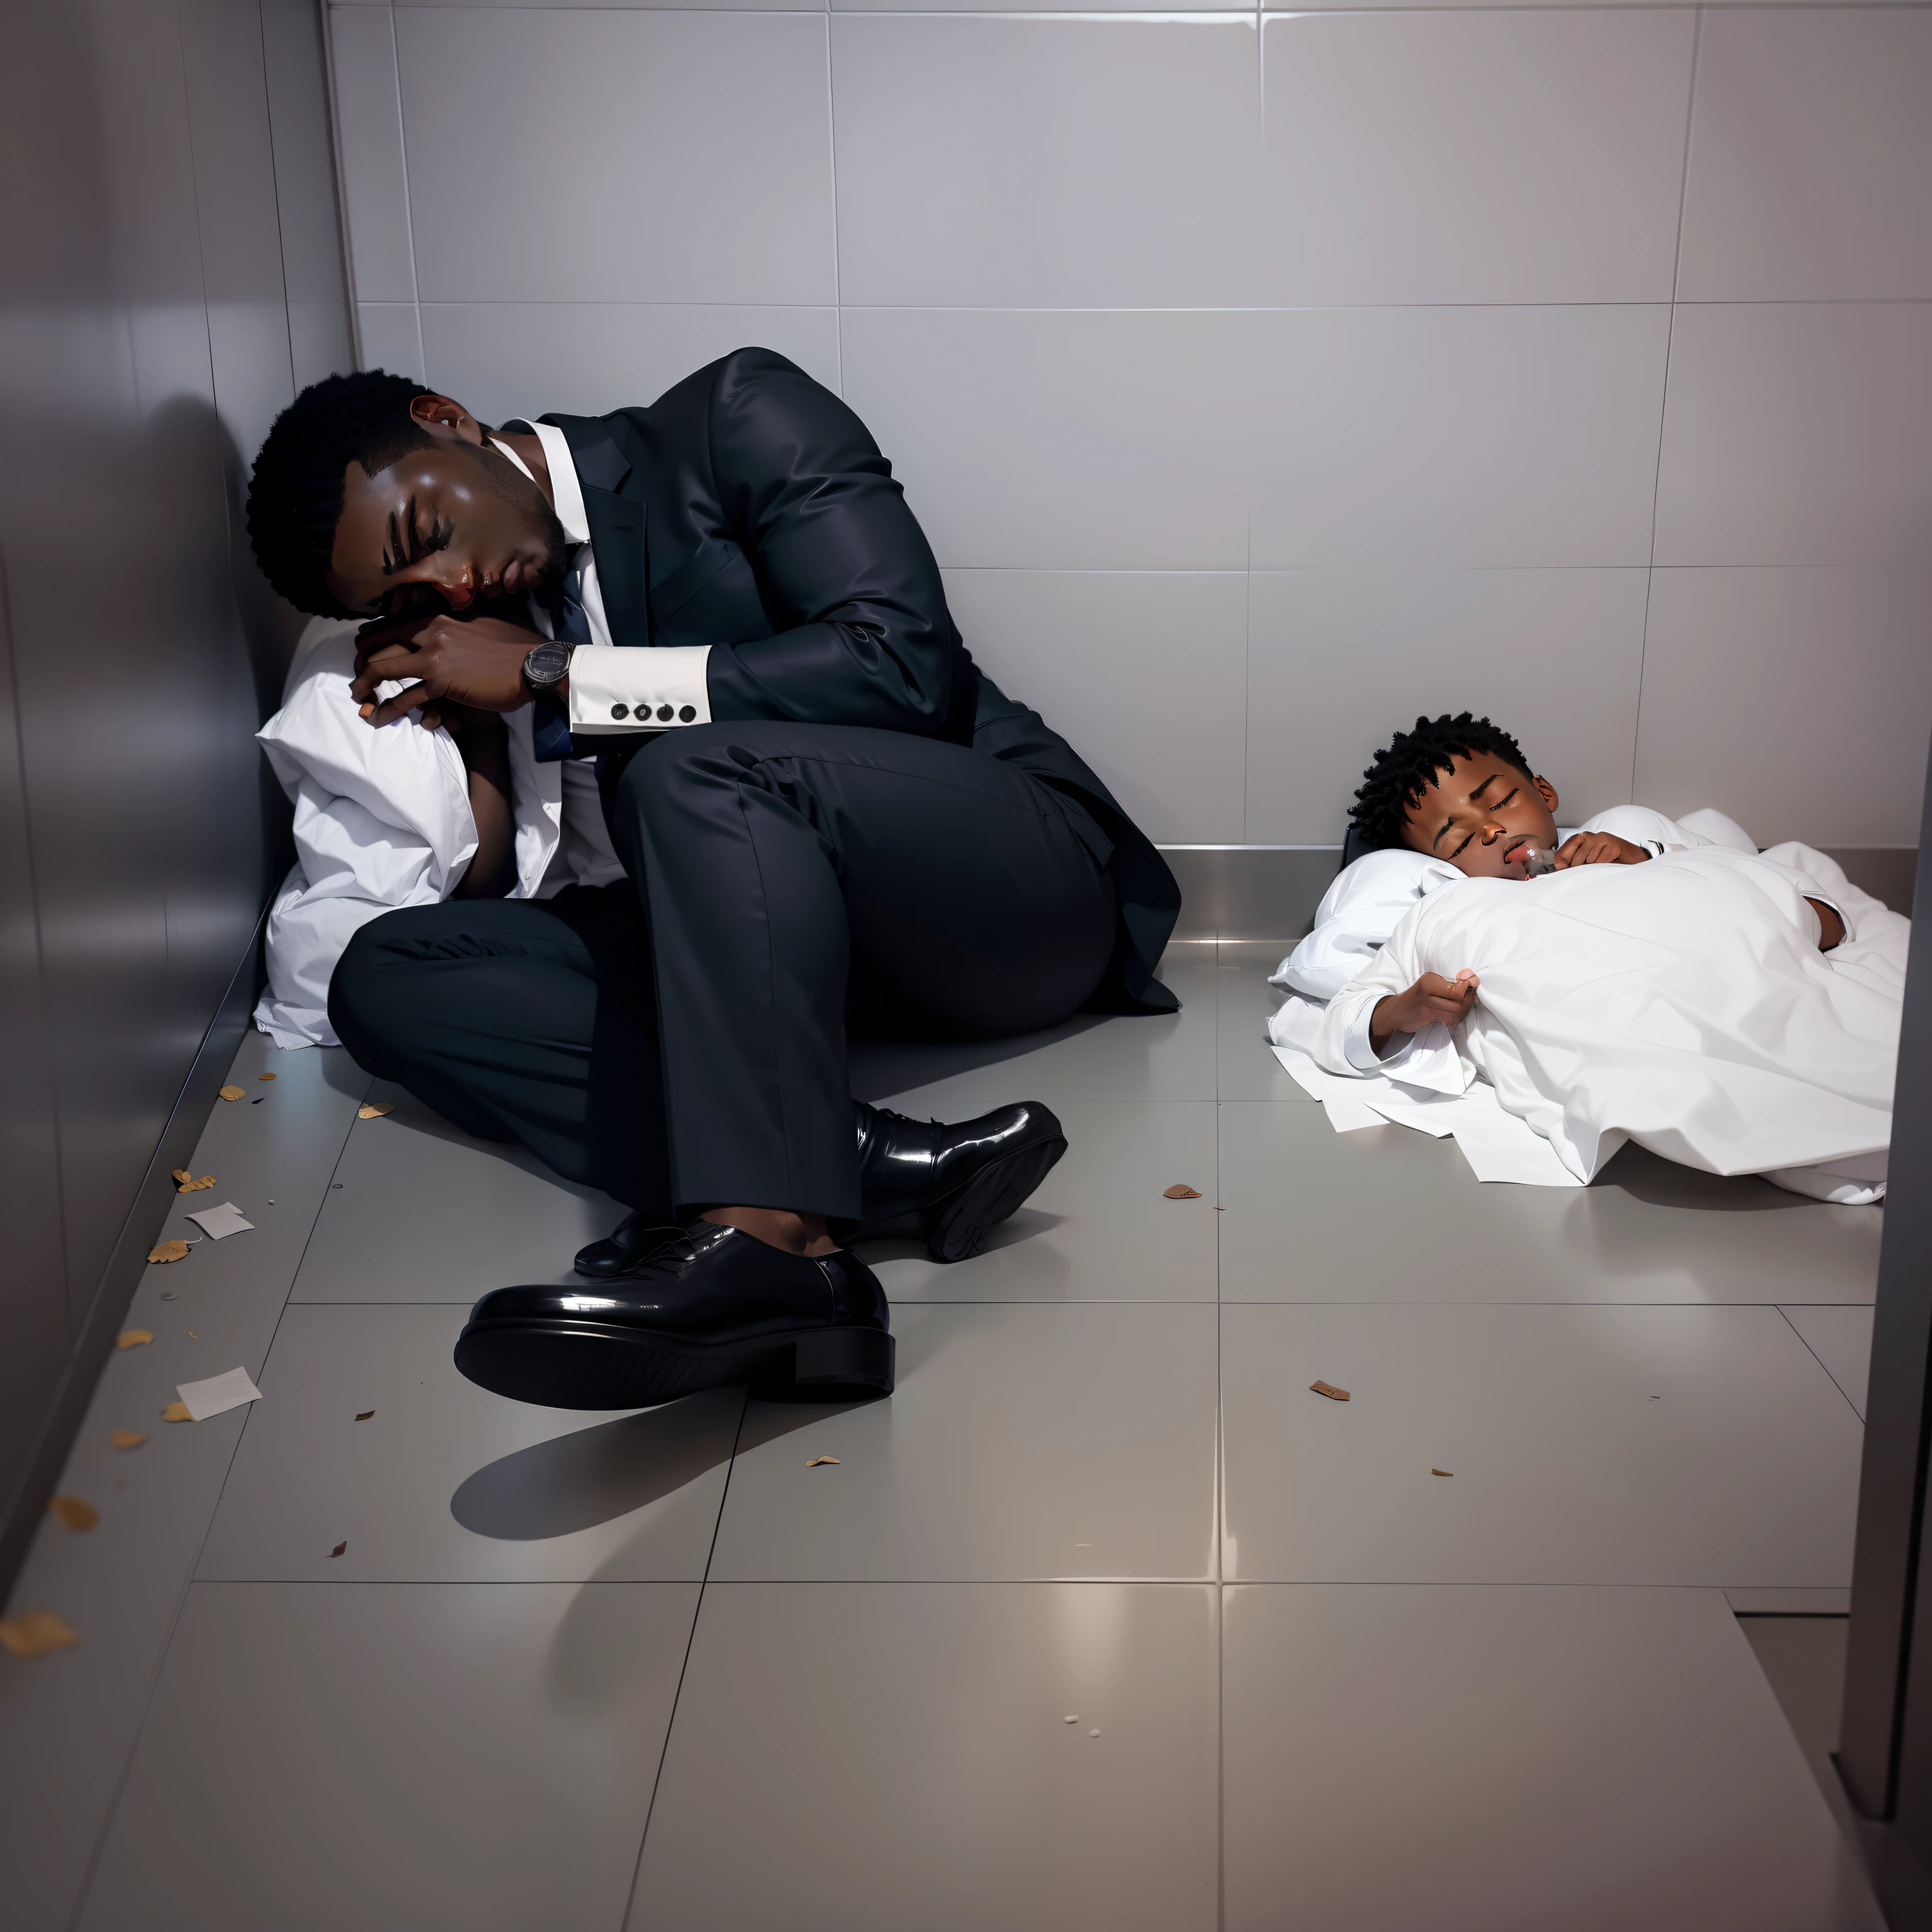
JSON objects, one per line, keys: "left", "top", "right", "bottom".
{"left": 1348, "top": 714, "right": 1533, "bottom": 850}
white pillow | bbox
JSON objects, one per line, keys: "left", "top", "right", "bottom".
{"left": 1271, "top": 847, "right": 1461, "bottom": 1001}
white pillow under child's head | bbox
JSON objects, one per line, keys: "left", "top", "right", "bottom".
{"left": 1272, "top": 847, "right": 1463, "bottom": 1001}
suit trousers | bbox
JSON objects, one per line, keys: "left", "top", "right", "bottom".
{"left": 328, "top": 722, "right": 1119, "bottom": 1223}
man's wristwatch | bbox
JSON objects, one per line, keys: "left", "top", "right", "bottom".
{"left": 522, "top": 641, "right": 571, "bottom": 690}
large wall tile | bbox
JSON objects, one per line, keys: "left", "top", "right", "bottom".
{"left": 356, "top": 300, "right": 424, "bottom": 381}
{"left": 325, "top": 4, "right": 415, "bottom": 304}
{"left": 941, "top": 570, "right": 1247, "bottom": 844}
{"left": 1248, "top": 306, "right": 1671, "bottom": 569}
{"left": 1654, "top": 303, "right": 1932, "bottom": 567}
{"left": 1678, "top": 9, "right": 1932, "bottom": 301}
{"left": 394, "top": 9, "right": 835, "bottom": 305}
{"left": 421, "top": 303, "right": 841, "bottom": 423}
{"left": 833, "top": 16, "right": 1259, "bottom": 308}
{"left": 1634, "top": 566, "right": 1932, "bottom": 847}
{"left": 1258, "top": 11, "right": 1692, "bottom": 305}
{"left": 1245, "top": 569, "right": 1648, "bottom": 845}
{"left": 843, "top": 308, "right": 1252, "bottom": 570}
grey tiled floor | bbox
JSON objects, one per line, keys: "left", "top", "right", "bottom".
{"left": 0, "top": 946, "right": 1886, "bottom": 1929}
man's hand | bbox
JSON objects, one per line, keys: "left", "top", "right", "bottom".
{"left": 1369, "top": 969, "right": 1480, "bottom": 1056}
{"left": 350, "top": 611, "right": 547, "bottom": 726}
{"left": 1553, "top": 831, "right": 1650, "bottom": 868}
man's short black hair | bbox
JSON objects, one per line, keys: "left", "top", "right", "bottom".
{"left": 1348, "top": 713, "right": 1533, "bottom": 850}
{"left": 246, "top": 370, "right": 438, "bottom": 616}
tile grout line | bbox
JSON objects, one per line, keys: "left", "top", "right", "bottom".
{"left": 61, "top": 1053, "right": 376, "bottom": 1932}
{"left": 1774, "top": 1305, "right": 1867, "bottom": 1424}
{"left": 619, "top": 1387, "right": 752, "bottom": 1929}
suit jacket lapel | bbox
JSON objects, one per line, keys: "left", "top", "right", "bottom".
{"left": 547, "top": 414, "right": 650, "bottom": 649}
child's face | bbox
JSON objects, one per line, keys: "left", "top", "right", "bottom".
{"left": 1401, "top": 753, "right": 1562, "bottom": 879}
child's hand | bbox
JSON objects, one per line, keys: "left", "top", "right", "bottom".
{"left": 1554, "top": 831, "right": 1650, "bottom": 867}
{"left": 1370, "top": 969, "right": 1479, "bottom": 1055}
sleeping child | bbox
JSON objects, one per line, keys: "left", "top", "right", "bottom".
{"left": 1269, "top": 714, "right": 1909, "bottom": 1202}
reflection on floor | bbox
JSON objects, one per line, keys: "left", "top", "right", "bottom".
{"left": 0, "top": 943, "right": 1888, "bottom": 1929}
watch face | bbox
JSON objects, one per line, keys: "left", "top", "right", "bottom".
{"left": 524, "top": 642, "right": 569, "bottom": 686}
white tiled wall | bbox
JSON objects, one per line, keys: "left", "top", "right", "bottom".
{"left": 326, "top": 0, "right": 1932, "bottom": 848}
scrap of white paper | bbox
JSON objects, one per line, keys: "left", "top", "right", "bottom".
{"left": 1322, "top": 1092, "right": 1385, "bottom": 1133}
{"left": 1445, "top": 1086, "right": 1585, "bottom": 1187}
{"left": 177, "top": 1367, "right": 264, "bottom": 1421}
{"left": 185, "top": 1201, "right": 254, "bottom": 1240}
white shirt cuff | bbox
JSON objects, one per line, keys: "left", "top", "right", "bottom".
{"left": 567, "top": 645, "right": 713, "bottom": 735}
{"left": 1343, "top": 999, "right": 1397, "bottom": 1072}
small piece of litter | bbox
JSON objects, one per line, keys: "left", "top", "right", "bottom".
{"left": 160, "top": 1402, "right": 193, "bottom": 1423}
{"left": 1064, "top": 1715, "right": 1079, "bottom": 1724}
{"left": 218, "top": 1085, "right": 245, "bottom": 1101}
{"left": 174, "top": 1172, "right": 215, "bottom": 1194}
{"left": 259, "top": 1072, "right": 276, "bottom": 1081}
{"left": 252, "top": 1097, "right": 264, "bottom": 1105}
{"left": 0, "top": 1611, "right": 78, "bottom": 1658}
{"left": 267, "top": 1199, "right": 275, "bottom": 1205}
{"left": 159, "top": 1292, "right": 177, "bottom": 1301}
{"left": 358, "top": 1102, "right": 394, "bottom": 1120}
{"left": 188, "top": 1331, "right": 199, "bottom": 1340}
{"left": 1648, "top": 1394, "right": 1660, "bottom": 1401}
{"left": 1309, "top": 1380, "right": 1350, "bottom": 1402}
{"left": 1431, "top": 1468, "right": 1453, "bottom": 1477}
{"left": 184, "top": 1202, "right": 253, "bottom": 1241}
{"left": 355, "top": 1411, "right": 374, "bottom": 1421}
{"left": 1089, "top": 1729, "right": 1101, "bottom": 1738}
{"left": 330, "top": 1541, "right": 347, "bottom": 1558}
{"left": 175, "top": 1367, "right": 263, "bottom": 1421}
{"left": 807, "top": 1456, "right": 841, "bottom": 1467}
{"left": 1162, "top": 1184, "right": 1202, "bottom": 1199}
{"left": 147, "top": 1240, "right": 189, "bottom": 1265}
{"left": 116, "top": 1330, "right": 153, "bottom": 1351}
{"left": 48, "top": 1496, "right": 99, "bottom": 1531}
{"left": 110, "top": 1430, "right": 146, "bottom": 1451}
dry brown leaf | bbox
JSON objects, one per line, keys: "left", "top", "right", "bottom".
{"left": 357, "top": 1101, "right": 394, "bottom": 1120}
{"left": 1162, "top": 1184, "right": 1202, "bottom": 1200}
{"left": 48, "top": 1496, "right": 99, "bottom": 1531}
{"left": 116, "top": 1330, "right": 153, "bottom": 1350}
{"left": 355, "top": 1411, "right": 374, "bottom": 1421}
{"left": 171, "top": 1167, "right": 191, "bottom": 1184}
{"left": 175, "top": 1173, "right": 214, "bottom": 1194}
{"left": 1431, "top": 1468, "right": 1454, "bottom": 1477}
{"left": 218, "top": 1085, "right": 245, "bottom": 1101}
{"left": 807, "top": 1456, "right": 841, "bottom": 1467}
{"left": 330, "top": 1541, "right": 347, "bottom": 1557}
{"left": 0, "top": 1610, "right": 78, "bottom": 1658}
{"left": 1309, "top": 1380, "right": 1351, "bottom": 1402}
{"left": 160, "top": 1401, "right": 193, "bottom": 1423}
{"left": 259, "top": 1072, "right": 276, "bottom": 1081}
{"left": 110, "top": 1430, "right": 147, "bottom": 1451}
{"left": 147, "top": 1240, "right": 189, "bottom": 1263}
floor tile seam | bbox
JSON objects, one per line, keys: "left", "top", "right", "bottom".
{"left": 619, "top": 1390, "right": 748, "bottom": 1931}
{"left": 703, "top": 1572, "right": 1222, "bottom": 1585}
{"left": 1774, "top": 1306, "right": 1868, "bottom": 1421}
{"left": 176, "top": 1575, "right": 719, "bottom": 1589}
{"left": 58, "top": 1062, "right": 380, "bottom": 1932}
{"left": 1219, "top": 1576, "right": 1854, "bottom": 1590}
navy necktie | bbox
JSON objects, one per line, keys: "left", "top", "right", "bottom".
{"left": 531, "top": 577, "right": 592, "bottom": 763}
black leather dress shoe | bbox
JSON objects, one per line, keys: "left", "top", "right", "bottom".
{"left": 575, "top": 1099, "right": 1067, "bottom": 1278}
{"left": 850, "top": 1099, "right": 1067, "bottom": 1262}
{"left": 457, "top": 1223, "right": 894, "bottom": 1410}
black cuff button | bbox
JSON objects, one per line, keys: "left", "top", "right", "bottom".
{"left": 609, "top": 702, "right": 628, "bottom": 720}
{"left": 678, "top": 705, "right": 697, "bottom": 723}
{"left": 656, "top": 703, "right": 674, "bottom": 721}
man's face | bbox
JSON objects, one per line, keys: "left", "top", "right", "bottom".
{"left": 1401, "top": 752, "right": 1562, "bottom": 879}
{"left": 323, "top": 397, "right": 568, "bottom": 618}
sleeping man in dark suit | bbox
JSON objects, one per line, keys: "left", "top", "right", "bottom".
{"left": 245, "top": 349, "right": 1178, "bottom": 1411}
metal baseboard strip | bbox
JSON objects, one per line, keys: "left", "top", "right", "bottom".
{"left": 1158, "top": 844, "right": 1918, "bottom": 945}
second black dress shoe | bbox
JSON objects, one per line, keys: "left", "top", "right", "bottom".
{"left": 575, "top": 1099, "right": 1069, "bottom": 1277}
{"left": 852, "top": 1099, "right": 1067, "bottom": 1262}
{"left": 457, "top": 1222, "right": 894, "bottom": 1410}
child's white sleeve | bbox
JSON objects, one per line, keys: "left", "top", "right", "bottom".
{"left": 1575, "top": 805, "right": 1711, "bottom": 857}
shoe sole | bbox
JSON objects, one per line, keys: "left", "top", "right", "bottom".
{"left": 920, "top": 1130, "right": 1069, "bottom": 1263}
{"left": 453, "top": 1316, "right": 895, "bottom": 1410}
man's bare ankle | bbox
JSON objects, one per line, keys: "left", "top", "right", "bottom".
{"left": 701, "top": 1206, "right": 840, "bottom": 1257}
